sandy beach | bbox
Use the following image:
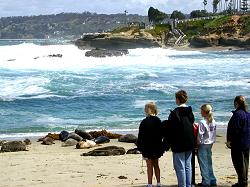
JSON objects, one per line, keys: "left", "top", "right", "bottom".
{"left": 0, "top": 133, "right": 241, "bottom": 187}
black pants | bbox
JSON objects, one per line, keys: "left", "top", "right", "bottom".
{"left": 192, "top": 149, "right": 196, "bottom": 185}
{"left": 231, "top": 148, "right": 249, "bottom": 187}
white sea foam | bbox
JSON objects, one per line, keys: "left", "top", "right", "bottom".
{"left": 133, "top": 99, "right": 157, "bottom": 108}
{"left": 0, "top": 76, "right": 50, "bottom": 101}
{"left": 0, "top": 43, "right": 208, "bottom": 71}
{"left": 35, "top": 116, "right": 84, "bottom": 125}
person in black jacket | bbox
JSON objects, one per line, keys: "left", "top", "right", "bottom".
{"left": 167, "top": 90, "right": 195, "bottom": 187}
{"left": 137, "top": 102, "right": 164, "bottom": 187}
{"left": 227, "top": 95, "right": 250, "bottom": 187}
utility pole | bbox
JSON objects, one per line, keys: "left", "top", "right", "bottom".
{"left": 124, "top": 10, "right": 128, "bottom": 26}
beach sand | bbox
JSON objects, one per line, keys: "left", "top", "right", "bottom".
{"left": 0, "top": 134, "right": 240, "bottom": 187}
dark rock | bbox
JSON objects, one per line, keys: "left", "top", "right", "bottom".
{"left": 75, "top": 35, "right": 161, "bottom": 50}
{"left": 48, "top": 54, "right": 62, "bottom": 58}
{"left": 189, "top": 36, "right": 216, "bottom": 47}
{"left": 118, "top": 134, "right": 138, "bottom": 143}
{"left": 1, "top": 141, "right": 27, "bottom": 152}
{"left": 118, "top": 176, "right": 128, "bottom": 179}
{"left": 85, "top": 48, "right": 128, "bottom": 57}
{"left": 80, "top": 146, "right": 125, "bottom": 156}
{"left": 219, "top": 37, "right": 250, "bottom": 47}
{"left": 7, "top": 59, "right": 16, "bottom": 61}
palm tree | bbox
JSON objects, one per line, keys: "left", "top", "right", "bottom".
{"left": 203, "top": 0, "right": 208, "bottom": 10}
{"left": 225, "top": 0, "right": 229, "bottom": 11}
{"left": 213, "top": 0, "right": 221, "bottom": 13}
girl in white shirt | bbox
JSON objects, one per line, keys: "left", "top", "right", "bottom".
{"left": 197, "top": 104, "right": 217, "bottom": 187}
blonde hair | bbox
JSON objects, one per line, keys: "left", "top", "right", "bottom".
{"left": 144, "top": 102, "right": 158, "bottom": 116}
{"left": 201, "top": 104, "right": 214, "bottom": 123}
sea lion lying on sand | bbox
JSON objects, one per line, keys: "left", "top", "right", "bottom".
{"left": 41, "top": 136, "right": 55, "bottom": 145}
{"left": 67, "top": 132, "right": 83, "bottom": 142}
{"left": 89, "top": 130, "right": 122, "bottom": 139}
{"left": 75, "top": 129, "right": 93, "bottom": 140}
{"left": 126, "top": 148, "right": 141, "bottom": 154}
{"left": 1, "top": 141, "right": 27, "bottom": 152}
{"left": 59, "top": 130, "right": 69, "bottom": 141}
{"left": 118, "top": 134, "right": 137, "bottom": 143}
{"left": 47, "top": 133, "right": 60, "bottom": 140}
{"left": 94, "top": 136, "right": 110, "bottom": 144}
{"left": 0, "top": 140, "right": 8, "bottom": 146}
{"left": 76, "top": 140, "right": 97, "bottom": 149}
{"left": 62, "top": 138, "right": 78, "bottom": 147}
{"left": 81, "top": 146, "right": 125, "bottom": 156}
{"left": 23, "top": 138, "right": 31, "bottom": 145}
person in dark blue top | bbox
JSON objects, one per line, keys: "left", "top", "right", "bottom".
{"left": 227, "top": 95, "right": 250, "bottom": 187}
{"left": 137, "top": 102, "right": 164, "bottom": 187}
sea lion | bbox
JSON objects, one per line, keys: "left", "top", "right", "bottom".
{"left": 75, "top": 129, "right": 93, "bottom": 140}
{"left": 62, "top": 138, "right": 78, "bottom": 147}
{"left": 76, "top": 140, "right": 97, "bottom": 149}
{"left": 67, "top": 132, "right": 83, "bottom": 142}
{"left": 118, "top": 134, "right": 137, "bottom": 143}
{"left": 59, "top": 130, "right": 69, "bottom": 141}
{"left": 1, "top": 141, "right": 27, "bottom": 152}
{"left": 81, "top": 146, "right": 125, "bottom": 156}
{"left": 94, "top": 136, "right": 110, "bottom": 144}
{"left": 23, "top": 138, "right": 31, "bottom": 145}
{"left": 0, "top": 140, "right": 8, "bottom": 146}
{"left": 88, "top": 130, "right": 122, "bottom": 139}
{"left": 47, "top": 133, "right": 60, "bottom": 140}
{"left": 41, "top": 136, "right": 55, "bottom": 145}
{"left": 126, "top": 148, "right": 141, "bottom": 154}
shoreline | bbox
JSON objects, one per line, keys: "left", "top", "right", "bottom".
{"left": 0, "top": 134, "right": 238, "bottom": 187}
{"left": 0, "top": 126, "right": 228, "bottom": 141}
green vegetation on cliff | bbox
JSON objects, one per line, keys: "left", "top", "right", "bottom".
{"left": 145, "top": 24, "right": 171, "bottom": 37}
{"left": 178, "top": 15, "right": 250, "bottom": 39}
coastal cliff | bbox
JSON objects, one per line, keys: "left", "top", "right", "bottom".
{"left": 74, "top": 27, "right": 161, "bottom": 50}
{"left": 181, "top": 15, "right": 250, "bottom": 48}
{"left": 74, "top": 14, "right": 250, "bottom": 51}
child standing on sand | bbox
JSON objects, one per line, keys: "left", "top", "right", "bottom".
{"left": 137, "top": 102, "right": 164, "bottom": 187}
{"left": 197, "top": 104, "right": 217, "bottom": 187}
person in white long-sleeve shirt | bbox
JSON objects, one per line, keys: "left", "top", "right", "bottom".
{"left": 197, "top": 104, "right": 217, "bottom": 187}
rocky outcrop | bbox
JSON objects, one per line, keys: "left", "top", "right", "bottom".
{"left": 190, "top": 15, "right": 250, "bottom": 48}
{"left": 190, "top": 35, "right": 250, "bottom": 48}
{"left": 85, "top": 48, "right": 128, "bottom": 57}
{"left": 74, "top": 29, "right": 161, "bottom": 50}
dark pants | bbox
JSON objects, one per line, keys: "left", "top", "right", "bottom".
{"left": 192, "top": 149, "right": 196, "bottom": 185}
{"left": 231, "top": 148, "right": 249, "bottom": 187}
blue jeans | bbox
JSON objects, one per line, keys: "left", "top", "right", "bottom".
{"left": 173, "top": 151, "right": 192, "bottom": 187}
{"left": 198, "top": 144, "right": 217, "bottom": 186}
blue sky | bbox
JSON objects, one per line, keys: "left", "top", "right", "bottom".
{"left": 0, "top": 0, "right": 213, "bottom": 18}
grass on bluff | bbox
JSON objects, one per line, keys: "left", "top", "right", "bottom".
{"left": 178, "top": 15, "right": 250, "bottom": 38}
{"left": 145, "top": 24, "right": 171, "bottom": 37}
{"left": 239, "top": 15, "right": 250, "bottom": 35}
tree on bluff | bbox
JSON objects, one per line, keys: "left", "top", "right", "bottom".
{"left": 170, "top": 10, "right": 186, "bottom": 20}
{"left": 148, "top": 7, "right": 168, "bottom": 24}
{"left": 190, "top": 10, "right": 210, "bottom": 18}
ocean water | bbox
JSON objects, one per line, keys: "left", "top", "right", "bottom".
{"left": 0, "top": 40, "right": 249, "bottom": 139}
